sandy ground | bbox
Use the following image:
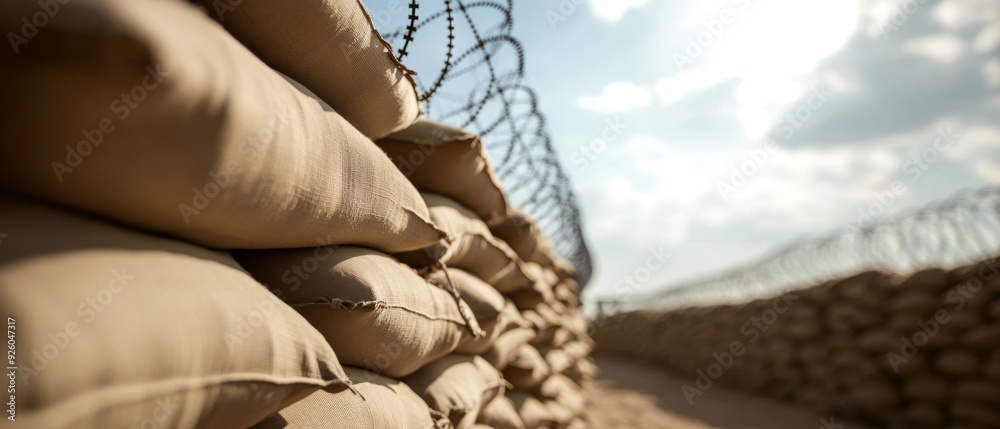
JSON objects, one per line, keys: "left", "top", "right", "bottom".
{"left": 585, "top": 353, "right": 868, "bottom": 429}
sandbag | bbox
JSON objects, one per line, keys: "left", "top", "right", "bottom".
{"left": 404, "top": 355, "right": 505, "bottom": 429}
{"left": 400, "top": 193, "right": 531, "bottom": 293}
{"left": 234, "top": 246, "right": 477, "bottom": 378}
{"left": 252, "top": 367, "right": 448, "bottom": 429}
{"left": 476, "top": 395, "right": 526, "bottom": 429}
{"left": 378, "top": 120, "right": 508, "bottom": 223}
{"left": 0, "top": 198, "right": 349, "bottom": 428}
{"left": 426, "top": 268, "right": 519, "bottom": 354}
{"left": 484, "top": 328, "right": 537, "bottom": 370}
{"left": 188, "top": 0, "right": 420, "bottom": 139}
{"left": 503, "top": 345, "right": 550, "bottom": 389}
{"left": 509, "top": 262, "right": 556, "bottom": 311}
{"left": 0, "top": 0, "right": 444, "bottom": 253}
{"left": 507, "top": 391, "right": 557, "bottom": 429}
{"left": 489, "top": 209, "right": 555, "bottom": 267}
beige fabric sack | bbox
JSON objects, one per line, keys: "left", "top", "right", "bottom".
{"left": 234, "top": 246, "right": 477, "bottom": 378}
{"left": 253, "top": 367, "right": 449, "bottom": 429}
{"left": 0, "top": 0, "right": 444, "bottom": 253}
{"left": 0, "top": 198, "right": 349, "bottom": 429}
{"left": 476, "top": 395, "right": 526, "bottom": 429}
{"left": 544, "top": 400, "right": 576, "bottom": 425}
{"left": 564, "top": 359, "right": 599, "bottom": 384}
{"left": 188, "top": 0, "right": 420, "bottom": 139}
{"left": 489, "top": 209, "right": 555, "bottom": 267}
{"left": 503, "top": 345, "right": 551, "bottom": 389}
{"left": 507, "top": 391, "right": 557, "bottom": 429}
{"left": 484, "top": 328, "right": 538, "bottom": 370}
{"left": 378, "top": 120, "right": 509, "bottom": 223}
{"left": 404, "top": 355, "right": 505, "bottom": 429}
{"left": 535, "top": 374, "right": 578, "bottom": 399}
{"left": 427, "top": 268, "right": 517, "bottom": 354}
{"left": 400, "top": 193, "right": 531, "bottom": 293}
{"left": 510, "top": 262, "right": 556, "bottom": 310}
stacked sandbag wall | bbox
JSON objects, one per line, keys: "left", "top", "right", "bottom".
{"left": 0, "top": 0, "right": 591, "bottom": 428}
{"left": 594, "top": 259, "right": 1000, "bottom": 428}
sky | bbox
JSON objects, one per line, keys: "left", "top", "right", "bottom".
{"left": 369, "top": 0, "right": 1000, "bottom": 306}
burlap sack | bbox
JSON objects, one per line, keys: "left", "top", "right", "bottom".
{"left": 429, "top": 268, "right": 506, "bottom": 321}
{"left": 484, "top": 328, "right": 538, "bottom": 370}
{"left": 902, "top": 374, "right": 951, "bottom": 403}
{"left": 187, "top": 0, "right": 420, "bottom": 139}
{"left": 404, "top": 355, "right": 505, "bottom": 429}
{"left": 0, "top": 0, "right": 444, "bottom": 253}
{"left": 960, "top": 325, "right": 1000, "bottom": 350}
{"left": 551, "top": 257, "right": 579, "bottom": 283}
{"left": 563, "top": 359, "right": 598, "bottom": 384}
{"left": 503, "top": 345, "right": 550, "bottom": 389}
{"left": 844, "top": 379, "right": 900, "bottom": 414}
{"left": 544, "top": 399, "right": 576, "bottom": 425}
{"left": 507, "top": 391, "right": 557, "bottom": 429}
{"left": 399, "top": 193, "right": 531, "bottom": 293}
{"left": 253, "top": 367, "right": 448, "bottom": 429}
{"left": 378, "top": 120, "right": 509, "bottom": 223}
{"left": 234, "top": 246, "right": 475, "bottom": 378}
{"left": 951, "top": 400, "right": 1000, "bottom": 427}
{"left": 901, "top": 403, "right": 944, "bottom": 427}
{"left": 509, "top": 262, "right": 556, "bottom": 310}
{"left": 476, "top": 395, "right": 526, "bottom": 429}
{"left": 553, "top": 283, "right": 581, "bottom": 308}
{"left": 489, "top": 209, "right": 555, "bottom": 267}
{"left": 954, "top": 380, "right": 1000, "bottom": 405}
{"left": 935, "top": 349, "right": 980, "bottom": 376}
{"left": 0, "top": 198, "right": 349, "bottom": 428}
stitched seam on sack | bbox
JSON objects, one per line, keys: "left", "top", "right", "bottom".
{"left": 28, "top": 373, "right": 351, "bottom": 427}
{"left": 290, "top": 299, "right": 468, "bottom": 326}
{"left": 352, "top": 0, "right": 424, "bottom": 116}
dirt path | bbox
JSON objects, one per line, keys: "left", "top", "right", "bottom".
{"left": 585, "top": 353, "right": 867, "bottom": 429}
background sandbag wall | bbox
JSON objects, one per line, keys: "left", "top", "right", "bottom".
{"left": 594, "top": 258, "right": 1000, "bottom": 428}
{"left": 0, "top": 0, "right": 592, "bottom": 428}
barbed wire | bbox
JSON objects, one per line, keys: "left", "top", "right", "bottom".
{"left": 621, "top": 185, "right": 1000, "bottom": 310}
{"left": 380, "top": 0, "right": 593, "bottom": 286}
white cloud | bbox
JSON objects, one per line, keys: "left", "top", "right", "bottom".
{"left": 984, "top": 59, "right": 1000, "bottom": 87}
{"left": 903, "top": 33, "right": 965, "bottom": 63}
{"left": 588, "top": 0, "right": 648, "bottom": 23}
{"left": 576, "top": 82, "right": 652, "bottom": 112}
{"left": 654, "top": 70, "right": 729, "bottom": 105}
{"left": 973, "top": 22, "right": 1000, "bottom": 53}
{"left": 933, "top": 0, "right": 1000, "bottom": 29}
